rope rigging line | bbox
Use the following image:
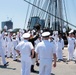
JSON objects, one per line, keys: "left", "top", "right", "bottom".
{"left": 24, "top": 0, "right": 31, "bottom": 29}
{"left": 55, "top": 0, "right": 58, "bottom": 25}
{"left": 40, "top": 0, "right": 50, "bottom": 19}
{"left": 33, "top": 0, "right": 38, "bottom": 16}
{"left": 24, "top": 0, "right": 76, "bottom": 28}
{"left": 30, "top": 0, "right": 37, "bottom": 17}
{"left": 38, "top": 0, "right": 44, "bottom": 17}
{"left": 45, "top": 0, "right": 52, "bottom": 27}
{"left": 44, "top": 0, "right": 51, "bottom": 25}
{"left": 63, "top": 0, "right": 68, "bottom": 24}
{"left": 36, "top": 0, "right": 40, "bottom": 16}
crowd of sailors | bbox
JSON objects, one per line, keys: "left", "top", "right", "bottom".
{"left": 0, "top": 25, "right": 76, "bottom": 75}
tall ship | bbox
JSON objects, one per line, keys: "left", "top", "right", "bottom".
{"left": 24, "top": 0, "right": 76, "bottom": 32}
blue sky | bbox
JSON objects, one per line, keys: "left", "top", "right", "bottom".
{"left": 0, "top": 0, "right": 76, "bottom": 30}
{"left": 0, "top": 0, "right": 28, "bottom": 30}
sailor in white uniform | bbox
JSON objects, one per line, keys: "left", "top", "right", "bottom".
{"left": 35, "top": 32, "right": 56, "bottom": 75}
{"left": 73, "top": 34, "right": 76, "bottom": 62}
{"left": 12, "top": 33, "right": 18, "bottom": 61}
{"left": 6, "top": 33, "right": 13, "bottom": 58}
{"left": 16, "top": 32, "right": 22, "bottom": 44}
{"left": 67, "top": 30, "right": 75, "bottom": 61}
{"left": 16, "top": 33, "right": 34, "bottom": 75}
{"left": 0, "top": 28, "right": 8, "bottom": 66}
{"left": 2, "top": 32, "right": 7, "bottom": 56}
{"left": 56, "top": 33, "right": 64, "bottom": 61}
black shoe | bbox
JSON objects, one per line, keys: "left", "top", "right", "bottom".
{"left": 31, "top": 65, "right": 36, "bottom": 72}
{"left": 58, "top": 59, "right": 63, "bottom": 62}
{"left": 75, "top": 61, "right": 76, "bottom": 63}
{"left": 57, "top": 59, "right": 61, "bottom": 62}
{"left": 4, "top": 64, "right": 7, "bottom": 67}
{"left": 59, "top": 59, "right": 63, "bottom": 61}
{"left": 36, "top": 62, "right": 39, "bottom": 66}
{"left": 5, "top": 55, "right": 7, "bottom": 57}
{"left": 31, "top": 69, "right": 39, "bottom": 74}
{"left": 31, "top": 69, "right": 37, "bottom": 73}
{"left": 13, "top": 59, "right": 18, "bottom": 61}
{"left": 6, "top": 62, "right": 9, "bottom": 65}
{"left": 4, "top": 62, "right": 9, "bottom": 66}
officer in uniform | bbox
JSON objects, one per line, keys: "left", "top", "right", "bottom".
{"left": 16, "top": 33, "right": 34, "bottom": 75}
{"left": 35, "top": 32, "right": 56, "bottom": 75}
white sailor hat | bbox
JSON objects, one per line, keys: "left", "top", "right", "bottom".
{"left": 13, "top": 33, "right": 16, "bottom": 36}
{"left": 4, "top": 32, "right": 8, "bottom": 35}
{"left": 42, "top": 32, "right": 50, "bottom": 37}
{"left": 22, "top": 33, "right": 30, "bottom": 38}
{"left": 40, "top": 30, "right": 43, "bottom": 33}
{"left": 69, "top": 30, "right": 74, "bottom": 34}
{"left": 4, "top": 25, "right": 7, "bottom": 30}
{"left": 32, "top": 29, "right": 35, "bottom": 33}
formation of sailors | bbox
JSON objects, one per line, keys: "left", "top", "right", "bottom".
{"left": 0, "top": 25, "right": 76, "bottom": 75}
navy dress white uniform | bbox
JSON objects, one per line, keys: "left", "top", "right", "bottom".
{"left": 68, "top": 30, "right": 75, "bottom": 60}
{"left": 16, "top": 32, "right": 22, "bottom": 44}
{"left": 56, "top": 35, "right": 64, "bottom": 61}
{"left": 73, "top": 37, "right": 76, "bottom": 59}
{"left": 35, "top": 32, "right": 56, "bottom": 75}
{"left": 6, "top": 33, "right": 13, "bottom": 58}
{"left": 12, "top": 34, "right": 18, "bottom": 61}
{"left": 0, "top": 31, "right": 8, "bottom": 66}
{"left": 16, "top": 33, "right": 34, "bottom": 75}
{"left": 2, "top": 34, "right": 7, "bottom": 56}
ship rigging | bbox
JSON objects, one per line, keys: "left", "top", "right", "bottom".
{"left": 24, "top": 0, "right": 76, "bottom": 31}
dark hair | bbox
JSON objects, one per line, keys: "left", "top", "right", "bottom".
{"left": 34, "top": 24, "right": 41, "bottom": 31}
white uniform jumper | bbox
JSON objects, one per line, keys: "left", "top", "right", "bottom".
{"left": 73, "top": 39, "right": 76, "bottom": 59}
{"left": 68, "top": 37, "right": 75, "bottom": 60}
{"left": 16, "top": 40, "right": 34, "bottom": 75}
{"left": 35, "top": 40, "right": 56, "bottom": 75}
{"left": 12, "top": 38, "right": 18, "bottom": 60}
{"left": 56, "top": 38, "right": 64, "bottom": 60}
{"left": 2, "top": 37, "right": 7, "bottom": 56}
{"left": 6, "top": 36, "right": 13, "bottom": 57}
{"left": 0, "top": 32, "right": 7, "bottom": 65}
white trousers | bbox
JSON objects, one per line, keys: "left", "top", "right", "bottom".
{"left": 73, "top": 49, "right": 76, "bottom": 59}
{"left": 68, "top": 50, "right": 74, "bottom": 60}
{"left": 12, "top": 49, "right": 16, "bottom": 60}
{"left": 2, "top": 46, "right": 7, "bottom": 56}
{"left": 21, "top": 58, "right": 31, "bottom": 75}
{"left": 0, "top": 47, "right": 6, "bottom": 65}
{"left": 39, "top": 59, "right": 52, "bottom": 75}
{"left": 7, "top": 46, "right": 12, "bottom": 57}
{"left": 56, "top": 49, "right": 63, "bottom": 60}
{"left": 68, "top": 47, "right": 74, "bottom": 60}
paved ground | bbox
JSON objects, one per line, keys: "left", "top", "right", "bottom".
{"left": 0, "top": 47, "right": 76, "bottom": 75}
